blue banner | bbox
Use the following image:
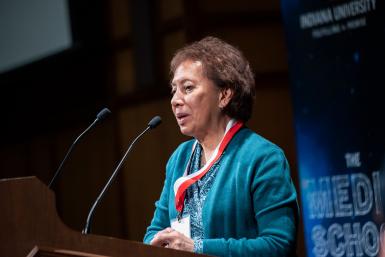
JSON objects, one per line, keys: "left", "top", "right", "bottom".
{"left": 281, "top": 0, "right": 385, "bottom": 256}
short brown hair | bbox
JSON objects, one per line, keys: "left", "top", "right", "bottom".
{"left": 170, "top": 36, "right": 256, "bottom": 122}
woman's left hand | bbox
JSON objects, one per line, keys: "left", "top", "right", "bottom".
{"left": 150, "top": 227, "right": 194, "bottom": 252}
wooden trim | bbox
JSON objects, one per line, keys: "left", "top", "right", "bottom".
{"left": 27, "top": 245, "right": 110, "bottom": 257}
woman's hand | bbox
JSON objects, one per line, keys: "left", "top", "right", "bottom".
{"left": 150, "top": 227, "right": 194, "bottom": 252}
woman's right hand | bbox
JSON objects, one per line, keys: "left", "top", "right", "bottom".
{"left": 150, "top": 227, "right": 194, "bottom": 252}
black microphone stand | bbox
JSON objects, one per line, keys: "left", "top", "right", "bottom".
{"left": 82, "top": 116, "right": 161, "bottom": 234}
{"left": 48, "top": 108, "right": 111, "bottom": 189}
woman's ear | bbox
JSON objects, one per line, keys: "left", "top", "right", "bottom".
{"left": 218, "top": 88, "right": 233, "bottom": 109}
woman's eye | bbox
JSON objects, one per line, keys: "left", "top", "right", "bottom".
{"left": 185, "top": 85, "right": 194, "bottom": 93}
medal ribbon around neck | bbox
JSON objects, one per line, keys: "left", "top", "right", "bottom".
{"left": 173, "top": 119, "right": 243, "bottom": 213}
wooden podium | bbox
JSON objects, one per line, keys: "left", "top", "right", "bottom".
{"left": 0, "top": 177, "right": 207, "bottom": 257}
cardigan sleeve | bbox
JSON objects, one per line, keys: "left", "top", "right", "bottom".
{"left": 202, "top": 149, "right": 298, "bottom": 257}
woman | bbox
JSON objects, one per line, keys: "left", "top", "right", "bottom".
{"left": 144, "top": 36, "right": 298, "bottom": 256}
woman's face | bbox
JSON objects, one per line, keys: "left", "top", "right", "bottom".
{"left": 171, "top": 60, "right": 224, "bottom": 139}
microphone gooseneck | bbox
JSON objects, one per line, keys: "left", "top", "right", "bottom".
{"left": 82, "top": 115, "right": 162, "bottom": 234}
{"left": 48, "top": 108, "right": 111, "bottom": 189}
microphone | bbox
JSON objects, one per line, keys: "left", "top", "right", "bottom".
{"left": 48, "top": 108, "right": 112, "bottom": 189}
{"left": 82, "top": 115, "right": 162, "bottom": 234}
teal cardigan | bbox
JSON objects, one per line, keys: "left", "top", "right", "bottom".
{"left": 144, "top": 128, "right": 298, "bottom": 257}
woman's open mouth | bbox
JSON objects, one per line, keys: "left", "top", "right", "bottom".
{"left": 176, "top": 113, "right": 189, "bottom": 124}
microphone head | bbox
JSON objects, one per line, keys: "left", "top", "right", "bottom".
{"left": 148, "top": 116, "right": 162, "bottom": 129}
{"left": 96, "top": 108, "right": 111, "bottom": 121}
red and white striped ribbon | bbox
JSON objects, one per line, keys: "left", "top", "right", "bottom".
{"left": 173, "top": 119, "right": 243, "bottom": 213}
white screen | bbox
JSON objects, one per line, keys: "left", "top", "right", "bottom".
{"left": 0, "top": 0, "right": 72, "bottom": 73}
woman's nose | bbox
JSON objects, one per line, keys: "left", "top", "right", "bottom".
{"left": 171, "top": 90, "right": 183, "bottom": 107}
